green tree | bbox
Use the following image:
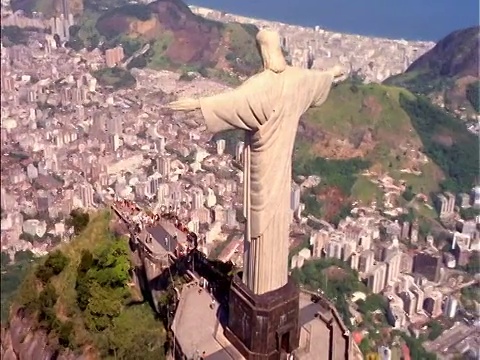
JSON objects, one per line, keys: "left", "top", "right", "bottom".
{"left": 399, "top": 208, "right": 415, "bottom": 223}
{"left": 1, "top": 26, "right": 29, "bottom": 46}
{"left": 359, "top": 337, "right": 372, "bottom": 354}
{"left": 400, "top": 94, "right": 479, "bottom": 192}
{"left": 57, "top": 320, "right": 75, "bottom": 348}
{"left": 45, "top": 250, "right": 69, "bottom": 274}
{"left": 427, "top": 320, "right": 443, "bottom": 340}
{"left": 294, "top": 157, "right": 370, "bottom": 195}
{"left": 37, "top": 283, "right": 59, "bottom": 331}
{"left": 1, "top": 259, "right": 32, "bottom": 323}
{"left": 92, "top": 68, "right": 136, "bottom": 91}
{"left": 84, "top": 283, "right": 125, "bottom": 331}
{"left": 418, "top": 218, "right": 432, "bottom": 238}
{"left": 66, "top": 209, "right": 90, "bottom": 235}
{"left": 466, "top": 81, "right": 480, "bottom": 112}
{"left": 466, "top": 252, "right": 480, "bottom": 275}
{"left": 104, "top": 305, "right": 166, "bottom": 359}
{"left": 19, "top": 232, "right": 36, "bottom": 243}
{"left": 66, "top": 38, "right": 85, "bottom": 51}
{"left": 35, "top": 250, "right": 69, "bottom": 283}
{"left": 357, "top": 294, "right": 388, "bottom": 314}
{"left": 78, "top": 250, "right": 94, "bottom": 274}
{"left": 69, "top": 25, "right": 81, "bottom": 38}
{"left": 460, "top": 207, "right": 480, "bottom": 220}
{"left": 1, "top": 252, "right": 10, "bottom": 268}
{"left": 127, "top": 55, "right": 147, "bottom": 70}
{"left": 76, "top": 238, "right": 131, "bottom": 330}
{"left": 76, "top": 251, "right": 94, "bottom": 311}
{"left": 291, "top": 258, "right": 364, "bottom": 327}
{"left": 331, "top": 203, "right": 353, "bottom": 227}
{"left": 402, "top": 185, "right": 415, "bottom": 201}
{"left": 93, "top": 240, "right": 131, "bottom": 287}
{"left": 14, "top": 250, "right": 34, "bottom": 263}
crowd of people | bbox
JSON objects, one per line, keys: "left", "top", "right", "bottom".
{"left": 112, "top": 198, "right": 198, "bottom": 256}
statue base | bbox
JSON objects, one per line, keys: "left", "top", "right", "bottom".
{"left": 225, "top": 275, "right": 300, "bottom": 360}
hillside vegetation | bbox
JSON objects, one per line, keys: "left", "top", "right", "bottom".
{"left": 10, "top": 211, "right": 166, "bottom": 359}
{"left": 60, "top": 0, "right": 262, "bottom": 83}
{"left": 294, "top": 79, "right": 478, "bottom": 217}
{"left": 385, "top": 26, "right": 480, "bottom": 114}
{"left": 1, "top": 251, "right": 35, "bottom": 323}
{"left": 399, "top": 94, "right": 479, "bottom": 192}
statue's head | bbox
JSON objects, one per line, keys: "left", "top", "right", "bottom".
{"left": 256, "top": 29, "right": 287, "bottom": 73}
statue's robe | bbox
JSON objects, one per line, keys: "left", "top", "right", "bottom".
{"left": 200, "top": 66, "right": 334, "bottom": 294}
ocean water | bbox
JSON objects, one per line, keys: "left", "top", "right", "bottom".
{"left": 188, "top": 0, "right": 479, "bottom": 41}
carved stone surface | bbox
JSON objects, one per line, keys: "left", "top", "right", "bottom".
{"left": 167, "top": 29, "right": 343, "bottom": 295}
{"left": 225, "top": 274, "right": 300, "bottom": 360}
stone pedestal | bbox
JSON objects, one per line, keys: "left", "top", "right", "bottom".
{"left": 225, "top": 275, "right": 300, "bottom": 360}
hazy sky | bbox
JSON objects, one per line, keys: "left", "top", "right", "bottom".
{"left": 188, "top": 0, "right": 479, "bottom": 40}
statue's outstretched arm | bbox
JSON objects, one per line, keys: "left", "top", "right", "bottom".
{"left": 308, "top": 65, "right": 345, "bottom": 108}
{"left": 167, "top": 85, "right": 262, "bottom": 134}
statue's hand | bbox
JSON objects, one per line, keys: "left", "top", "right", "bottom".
{"left": 330, "top": 65, "right": 346, "bottom": 78}
{"left": 166, "top": 98, "right": 201, "bottom": 112}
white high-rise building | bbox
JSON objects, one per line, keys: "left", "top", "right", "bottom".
{"left": 1, "top": 187, "right": 8, "bottom": 211}
{"left": 290, "top": 182, "right": 301, "bottom": 212}
{"left": 191, "top": 188, "right": 204, "bottom": 210}
{"left": 205, "top": 188, "right": 217, "bottom": 208}
{"left": 378, "top": 346, "right": 392, "bottom": 360}
{"left": 444, "top": 296, "right": 458, "bottom": 319}
{"left": 155, "top": 136, "right": 166, "bottom": 154}
{"left": 473, "top": 186, "right": 480, "bottom": 209}
{"left": 79, "top": 183, "right": 94, "bottom": 209}
{"left": 235, "top": 141, "right": 245, "bottom": 162}
{"left": 385, "top": 251, "right": 401, "bottom": 286}
{"left": 26, "top": 163, "right": 38, "bottom": 180}
{"left": 157, "top": 183, "right": 170, "bottom": 207}
{"left": 157, "top": 156, "right": 171, "bottom": 178}
{"left": 216, "top": 139, "right": 226, "bottom": 156}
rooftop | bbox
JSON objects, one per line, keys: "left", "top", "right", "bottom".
{"left": 172, "top": 283, "right": 243, "bottom": 359}
{"left": 296, "top": 292, "right": 353, "bottom": 360}
{"left": 146, "top": 220, "right": 187, "bottom": 253}
{"left": 171, "top": 285, "right": 358, "bottom": 360}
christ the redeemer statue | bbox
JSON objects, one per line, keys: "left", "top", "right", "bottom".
{"left": 168, "top": 29, "right": 343, "bottom": 295}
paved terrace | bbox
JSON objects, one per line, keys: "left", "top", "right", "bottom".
{"left": 172, "top": 282, "right": 244, "bottom": 360}
{"left": 172, "top": 284, "right": 358, "bottom": 360}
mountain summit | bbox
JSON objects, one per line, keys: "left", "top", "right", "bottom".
{"left": 384, "top": 26, "right": 480, "bottom": 114}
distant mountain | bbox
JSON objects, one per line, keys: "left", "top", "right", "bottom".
{"left": 58, "top": 0, "right": 259, "bottom": 81}
{"left": 384, "top": 26, "right": 480, "bottom": 114}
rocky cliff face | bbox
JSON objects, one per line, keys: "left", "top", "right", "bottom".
{"left": 1, "top": 309, "right": 89, "bottom": 360}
